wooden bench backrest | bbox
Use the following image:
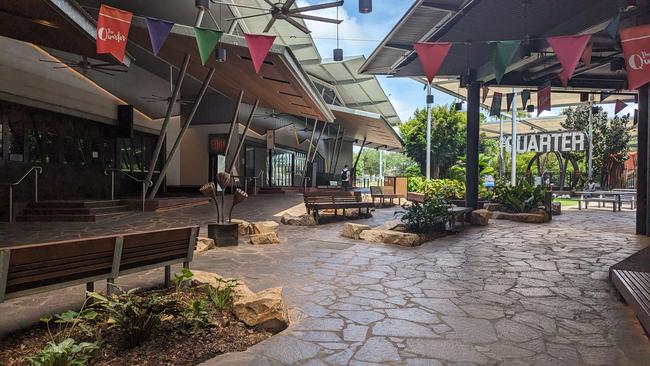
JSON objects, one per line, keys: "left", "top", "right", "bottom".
{"left": 380, "top": 186, "right": 395, "bottom": 194}
{"left": 304, "top": 191, "right": 361, "bottom": 204}
{"left": 119, "top": 227, "right": 197, "bottom": 273}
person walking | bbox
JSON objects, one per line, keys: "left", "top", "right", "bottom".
{"left": 341, "top": 165, "right": 351, "bottom": 191}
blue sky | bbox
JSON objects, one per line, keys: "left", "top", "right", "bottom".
{"left": 297, "top": 0, "right": 456, "bottom": 123}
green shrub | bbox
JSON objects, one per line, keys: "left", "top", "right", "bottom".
{"left": 408, "top": 177, "right": 465, "bottom": 200}
{"left": 26, "top": 338, "right": 99, "bottom": 366}
{"left": 494, "top": 180, "right": 546, "bottom": 213}
{"left": 173, "top": 267, "right": 194, "bottom": 292}
{"left": 205, "top": 278, "right": 238, "bottom": 310}
{"left": 88, "top": 289, "right": 179, "bottom": 349}
{"left": 395, "top": 195, "right": 452, "bottom": 234}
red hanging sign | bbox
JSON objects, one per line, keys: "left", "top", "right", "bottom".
{"left": 96, "top": 4, "right": 132, "bottom": 63}
{"left": 414, "top": 42, "right": 452, "bottom": 84}
{"left": 547, "top": 34, "right": 591, "bottom": 87}
{"left": 244, "top": 34, "right": 276, "bottom": 74}
{"left": 620, "top": 24, "right": 650, "bottom": 90}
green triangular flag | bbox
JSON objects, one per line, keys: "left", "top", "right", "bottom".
{"left": 194, "top": 27, "right": 223, "bottom": 65}
{"left": 491, "top": 40, "right": 521, "bottom": 84}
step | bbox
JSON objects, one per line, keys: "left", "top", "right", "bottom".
{"left": 15, "top": 212, "right": 129, "bottom": 223}
{"left": 611, "top": 269, "right": 650, "bottom": 335}
{"left": 22, "top": 205, "right": 130, "bottom": 215}
{"left": 29, "top": 200, "right": 123, "bottom": 209}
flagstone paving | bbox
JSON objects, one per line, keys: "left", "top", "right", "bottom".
{"left": 1, "top": 195, "right": 650, "bottom": 365}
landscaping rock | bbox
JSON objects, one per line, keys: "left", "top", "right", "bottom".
{"left": 231, "top": 219, "right": 252, "bottom": 235}
{"left": 470, "top": 209, "right": 490, "bottom": 226}
{"left": 195, "top": 236, "right": 216, "bottom": 253}
{"left": 359, "top": 229, "right": 426, "bottom": 247}
{"left": 341, "top": 223, "right": 371, "bottom": 239}
{"left": 280, "top": 213, "right": 316, "bottom": 226}
{"left": 250, "top": 221, "right": 279, "bottom": 234}
{"left": 494, "top": 209, "right": 550, "bottom": 223}
{"left": 249, "top": 232, "right": 280, "bottom": 245}
{"left": 484, "top": 203, "right": 505, "bottom": 212}
{"left": 375, "top": 219, "right": 403, "bottom": 231}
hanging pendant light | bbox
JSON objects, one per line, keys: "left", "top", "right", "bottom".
{"left": 359, "top": 0, "right": 372, "bottom": 13}
{"left": 333, "top": 5, "right": 343, "bottom": 61}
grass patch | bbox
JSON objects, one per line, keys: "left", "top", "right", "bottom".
{"left": 553, "top": 197, "right": 579, "bottom": 208}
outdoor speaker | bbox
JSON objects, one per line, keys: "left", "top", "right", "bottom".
{"left": 359, "top": 0, "right": 372, "bottom": 13}
{"left": 117, "top": 105, "right": 134, "bottom": 138}
{"left": 333, "top": 48, "right": 343, "bottom": 61}
{"left": 526, "top": 105, "right": 535, "bottom": 113}
{"left": 611, "top": 58, "right": 625, "bottom": 72}
{"left": 580, "top": 92, "right": 589, "bottom": 102}
{"left": 455, "top": 102, "right": 463, "bottom": 111}
{"left": 426, "top": 95, "right": 434, "bottom": 104}
{"left": 195, "top": 0, "right": 210, "bottom": 10}
{"left": 216, "top": 48, "right": 227, "bottom": 63}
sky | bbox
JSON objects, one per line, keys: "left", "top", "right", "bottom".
{"left": 295, "top": 0, "right": 456, "bottom": 123}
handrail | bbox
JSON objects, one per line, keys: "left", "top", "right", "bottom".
{"left": 104, "top": 168, "right": 152, "bottom": 212}
{"left": 3, "top": 166, "right": 42, "bottom": 223}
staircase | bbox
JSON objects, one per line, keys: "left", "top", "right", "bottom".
{"left": 16, "top": 200, "right": 131, "bottom": 222}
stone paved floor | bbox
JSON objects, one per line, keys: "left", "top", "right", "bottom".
{"left": 1, "top": 195, "right": 650, "bottom": 365}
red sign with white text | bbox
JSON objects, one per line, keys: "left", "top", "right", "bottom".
{"left": 620, "top": 24, "right": 650, "bottom": 90}
{"left": 96, "top": 4, "right": 132, "bottom": 63}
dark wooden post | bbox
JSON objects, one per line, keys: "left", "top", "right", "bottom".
{"left": 637, "top": 85, "right": 648, "bottom": 234}
{"left": 465, "top": 79, "right": 480, "bottom": 209}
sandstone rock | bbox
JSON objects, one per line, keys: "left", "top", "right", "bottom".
{"left": 231, "top": 219, "right": 251, "bottom": 235}
{"left": 195, "top": 236, "right": 216, "bottom": 253}
{"left": 341, "top": 223, "right": 371, "bottom": 239}
{"left": 494, "top": 210, "right": 550, "bottom": 224}
{"left": 375, "top": 219, "right": 403, "bottom": 231}
{"left": 359, "top": 229, "right": 426, "bottom": 247}
{"left": 470, "top": 209, "right": 490, "bottom": 226}
{"left": 250, "top": 221, "right": 279, "bottom": 234}
{"left": 484, "top": 203, "right": 505, "bottom": 212}
{"left": 280, "top": 213, "right": 316, "bottom": 226}
{"left": 233, "top": 287, "right": 289, "bottom": 333}
{"left": 249, "top": 232, "right": 280, "bottom": 245}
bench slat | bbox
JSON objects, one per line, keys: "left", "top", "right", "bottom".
{"left": 121, "top": 239, "right": 188, "bottom": 255}
{"left": 8, "top": 238, "right": 116, "bottom": 266}
{"left": 7, "top": 262, "right": 113, "bottom": 289}
{"left": 8, "top": 253, "right": 114, "bottom": 280}
{"left": 9, "top": 250, "right": 114, "bottom": 273}
{"left": 612, "top": 270, "right": 650, "bottom": 335}
{"left": 120, "top": 242, "right": 188, "bottom": 261}
{"left": 122, "top": 228, "right": 193, "bottom": 248}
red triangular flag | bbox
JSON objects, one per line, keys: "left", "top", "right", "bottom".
{"left": 581, "top": 42, "right": 593, "bottom": 68}
{"left": 615, "top": 99, "right": 628, "bottom": 114}
{"left": 414, "top": 42, "right": 452, "bottom": 84}
{"left": 547, "top": 34, "right": 591, "bottom": 87}
{"left": 482, "top": 84, "right": 489, "bottom": 103}
{"left": 537, "top": 82, "right": 551, "bottom": 116}
{"left": 244, "top": 33, "right": 276, "bottom": 74}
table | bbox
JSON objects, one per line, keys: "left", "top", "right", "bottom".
{"left": 575, "top": 190, "right": 637, "bottom": 212}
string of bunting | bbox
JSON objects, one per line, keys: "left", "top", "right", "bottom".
{"left": 95, "top": 4, "right": 275, "bottom": 74}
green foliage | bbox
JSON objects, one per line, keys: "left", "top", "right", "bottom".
{"left": 395, "top": 196, "right": 452, "bottom": 234}
{"left": 450, "top": 154, "right": 496, "bottom": 181}
{"left": 408, "top": 177, "right": 465, "bottom": 200}
{"left": 26, "top": 338, "right": 99, "bottom": 366}
{"left": 173, "top": 267, "right": 194, "bottom": 291}
{"left": 357, "top": 150, "right": 417, "bottom": 177}
{"left": 404, "top": 164, "right": 423, "bottom": 177}
{"left": 205, "top": 278, "right": 239, "bottom": 310}
{"left": 494, "top": 180, "right": 546, "bottom": 213}
{"left": 182, "top": 298, "right": 209, "bottom": 329}
{"left": 88, "top": 288, "right": 179, "bottom": 349}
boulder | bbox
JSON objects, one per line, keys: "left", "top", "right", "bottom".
{"left": 484, "top": 203, "right": 505, "bottom": 212}
{"left": 494, "top": 209, "right": 550, "bottom": 223}
{"left": 249, "top": 232, "right": 281, "bottom": 245}
{"left": 231, "top": 219, "right": 252, "bottom": 235}
{"left": 280, "top": 213, "right": 316, "bottom": 226}
{"left": 250, "top": 221, "right": 279, "bottom": 235}
{"left": 470, "top": 209, "right": 490, "bottom": 226}
{"left": 375, "top": 219, "right": 403, "bottom": 231}
{"left": 233, "top": 287, "right": 289, "bottom": 333}
{"left": 195, "top": 236, "right": 216, "bottom": 253}
{"left": 359, "top": 229, "right": 426, "bottom": 247}
{"left": 341, "top": 223, "right": 371, "bottom": 239}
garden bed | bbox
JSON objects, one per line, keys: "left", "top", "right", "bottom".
{"left": 0, "top": 281, "right": 273, "bottom": 366}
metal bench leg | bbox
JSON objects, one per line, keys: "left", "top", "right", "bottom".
{"left": 164, "top": 265, "right": 171, "bottom": 288}
{"left": 86, "top": 282, "right": 94, "bottom": 293}
{"left": 183, "top": 261, "right": 189, "bottom": 269}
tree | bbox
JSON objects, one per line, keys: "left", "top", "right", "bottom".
{"left": 357, "top": 150, "right": 417, "bottom": 176}
{"left": 400, "top": 105, "right": 467, "bottom": 178}
{"left": 561, "top": 105, "right": 631, "bottom": 187}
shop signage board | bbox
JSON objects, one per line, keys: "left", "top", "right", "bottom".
{"left": 504, "top": 131, "right": 586, "bottom": 153}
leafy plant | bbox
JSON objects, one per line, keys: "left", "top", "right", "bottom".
{"left": 395, "top": 195, "right": 452, "bottom": 234}
{"left": 408, "top": 177, "right": 466, "bottom": 200}
{"left": 26, "top": 338, "right": 99, "bottom": 366}
{"left": 205, "top": 278, "right": 239, "bottom": 310}
{"left": 173, "top": 267, "right": 194, "bottom": 292}
{"left": 88, "top": 288, "right": 178, "bottom": 349}
{"left": 494, "top": 180, "right": 546, "bottom": 213}
{"left": 182, "top": 299, "right": 210, "bottom": 329}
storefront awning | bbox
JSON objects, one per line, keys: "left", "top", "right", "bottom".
{"left": 330, "top": 105, "right": 403, "bottom": 150}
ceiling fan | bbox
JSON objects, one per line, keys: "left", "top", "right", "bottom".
{"left": 39, "top": 55, "right": 127, "bottom": 76}
{"left": 141, "top": 65, "right": 194, "bottom": 105}
{"left": 214, "top": 0, "right": 344, "bottom": 34}
{"left": 257, "top": 110, "right": 292, "bottom": 120}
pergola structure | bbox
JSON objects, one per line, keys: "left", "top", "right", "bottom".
{"left": 361, "top": 0, "right": 650, "bottom": 236}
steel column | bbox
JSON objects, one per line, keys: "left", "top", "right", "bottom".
{"left": 223, "top": 91, "right": 245, "bottom": 174}
{"left": 353, "top": 136, "right": 367, "bottom": 185}
{"left": 149, "top": 68, "right": 216, "bottom": 199}
{"left": 305, "top": 119, "right": 317, "bottom": 162}
{"left": 333, "top": 129, "right": 344, "bottom": 175}
{"left": 310, "top": 121, "right": 328, "bottom": 164}
{"left": 228, "top": 100, "right": 259, "bottom": 174}
{"left": 637, "top": 85, "right": 649, "bottom": 235}
{"left": 425, "top": 83, "right": 432, "bottom": 179}
{"left": 511, "top": 89, "right": 518, "bottom": 186}
{"left": 588, "top": 94, "right": 594, "bottom": 180}
{"left": 466, "top": 80, "right": 480, "bottom": 209}
{"left": 329, "top": 124, "right": 341, "bottom": 174}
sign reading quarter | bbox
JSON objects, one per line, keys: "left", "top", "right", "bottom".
{"left": 505, "top": 131, "right": 586, "bottom": 153}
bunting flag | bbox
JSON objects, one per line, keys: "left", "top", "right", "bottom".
{"left": 491, "top": 40, "right": 521, "bottom": 84}
{"left": 581, "top": 42, "right": 593, "bottom": 68}
{"left": 414, "top": 42, "right": 453, "bottom": 84}
{"left": 482, "top": 84, "right": 490, "bottom": 103}
{"left": 490, "top": 92, "right": 503, "bottom": 117}
{"left": 606, "top": 14, "right": 621, "bottom": 40}
{"left": 194, "top": 27, "right": 224, "bottom": 65}
{"left": 600, "top": 91, "right": 612, "bottom": 102}
{"left": 615, "top": 99, "right": 628, "bottom": 114}
{"left": 521, "top": 89, "right": 531, "bottom": 108}
{"left": 96, "top": 5, "right": 132, "bottom": 63}
{"left": 244, "top": 33, "right": 276, "bottom": 74}
{"left": 620, "top": 24, "right": 650, "bottom": 90}
{"left": 146, "top": 17, "right": 174, "bottom": 56}
{"left": 506, "top": 92, "right": 515, "bottom": 112}
{"left": 546, "top": 34, "right": 591, "bottom": 87}
{"left": 537, "top": 82, "right": 551, "bottom": 116}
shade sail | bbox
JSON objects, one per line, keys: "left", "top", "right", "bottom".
{"left": 329, "top": 105, "right": 402, "bottom": 150}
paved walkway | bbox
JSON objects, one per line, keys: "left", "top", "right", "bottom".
{"left": 1, "top": 195, "right": 650, "bottom": 365}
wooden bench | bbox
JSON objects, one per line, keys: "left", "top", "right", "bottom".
{"left": 304, "top": 191, "right": 374, "bottom": 224}
{"left": 370, "top": 186, "right": 402, "bottom": 206}
{"left": 0, "top": 226, "right": 199, "bottom": 302}
{"left": 448, "top": 206, "right": 473, "bottom": 229}
{"left": 611, "top": 269, "right": 650, "bottom": 335}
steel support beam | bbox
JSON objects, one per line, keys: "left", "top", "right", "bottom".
{"left": 144, "top": 54, "right": 190, "bottom": 189}
{"left": 310, "top": 121, "right": 328, "bottom": 164}
{"left": 329, "top": 124, "right": 341, "bottom": 174}
{"left": 228, "top": 99, "right": 259, "bottom": 174}
{"left": 333, "top": 129, "right": 344, "bottom": 175}
{"left": 305, "top": 119, "right": 317, "bottom": 162}
{"left": 466, "top": 80, "right": 480, "bottom": 209}
{"left": 352, "top": 136, "right": 368, "bottom": 184}
{"left": 149, "top": 68, "right": 216, "bottom": 199}
{"left": 637, "top": 85, "right": 649, "bottom": 235}
{"left": 223, "top": 90, "right": 245, "bottom": 173}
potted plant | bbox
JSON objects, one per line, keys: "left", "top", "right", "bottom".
{"left": 200, "top": 173, "right": 248, "bottom": 246}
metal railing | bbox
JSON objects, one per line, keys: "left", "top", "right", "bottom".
{"left": 3, "top": 166, "right": 42, "bottom": 223}
{"left": 230, "top": 170, "right": 266, "bottom": 195}
{"left": 105, "top": 168, "right": 152, "bottom": 212}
